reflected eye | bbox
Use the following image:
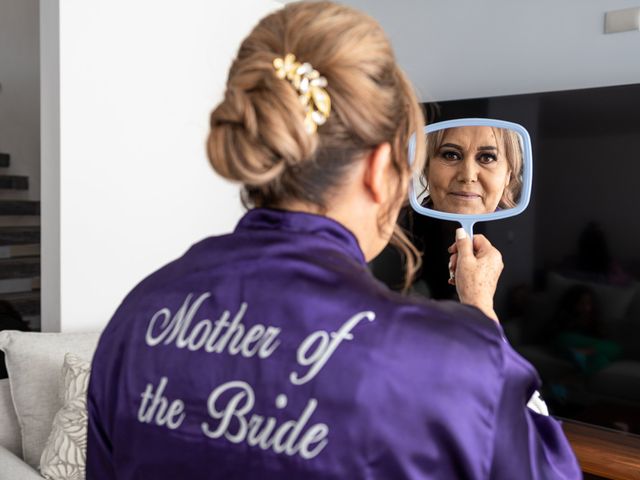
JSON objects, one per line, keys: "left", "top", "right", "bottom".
{"left": 478, "top": 153, "right": 497, "bottom": 165}
{"left": 440, "top": 150, "right": 461, "bottom": 161}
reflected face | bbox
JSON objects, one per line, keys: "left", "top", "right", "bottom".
{"left": 427, "top": 126, "right": 511, "bottom": 214}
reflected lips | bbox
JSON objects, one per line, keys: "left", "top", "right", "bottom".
{"left": 449, "top": 191, "right": 481, "bottom": 200}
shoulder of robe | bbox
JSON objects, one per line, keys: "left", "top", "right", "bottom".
{"left": 351, "top": 288, "right": 509, "bottom": 432}
{"left": 361, "top": 286, "right": 507, "bottom": 379}
{"left": 362, "top": 277, "right": 504, "bottom": 345}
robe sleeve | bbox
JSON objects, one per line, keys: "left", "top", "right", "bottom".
{"left": 488, "top": 344, "right": 582, "bottom": 479}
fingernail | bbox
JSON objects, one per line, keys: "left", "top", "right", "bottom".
{"left": 448, "top": 259, "right": 452, "bottom": 270}
{"left": 456, "top": 228, "right": 467, "bottom": 240}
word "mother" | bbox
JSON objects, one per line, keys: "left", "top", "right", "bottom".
{"left": 145, "top": 293, "right": 281, "bottom": 359}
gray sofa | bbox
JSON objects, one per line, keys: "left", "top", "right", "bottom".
{"left": 0, "top": 331, "right": 100, "bottom": 480}
{"left": 0, "top": 377, "right": 42, "bottom": 479}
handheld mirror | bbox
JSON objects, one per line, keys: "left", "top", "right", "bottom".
{"left": 408, "top": 118, "right": 533, "bottom": 237}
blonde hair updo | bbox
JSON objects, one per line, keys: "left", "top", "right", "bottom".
{"left": 207, "top": 1, "right": 426, "bottom": 289}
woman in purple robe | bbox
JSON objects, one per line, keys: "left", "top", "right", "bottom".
{"left": 87, "top": 2, "right": 581, "bottom": 478}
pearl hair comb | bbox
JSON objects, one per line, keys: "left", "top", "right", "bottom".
{"left": 273, "top": 53, "right": 331, "bottom": 134}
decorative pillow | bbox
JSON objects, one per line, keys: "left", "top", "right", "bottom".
{"left": 40, "top": 354, "right": 91, "bottom": 480}
{"left": 0, "top": 330, "right": 100, "bottom": 468}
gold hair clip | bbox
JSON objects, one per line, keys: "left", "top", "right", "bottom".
{"left": 273, "top": 53, "right": 331, "bottom": 134}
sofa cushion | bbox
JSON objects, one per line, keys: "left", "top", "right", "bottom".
{"left": 0, "top": 445, "right": 43, "bottom": 480}
{"left": 588, "top": 360, "right": 640, "bottom": 403}
{"left": 39, "top": 353, "right": 91, "bottom": 480}
{"left": 0, "top": 378, "right": 21, "bottom": 457}
{"left": 547, "top": 273, "right": 638, "bottom": 332}
{"left": 0, "top": 331, "right": 100, "bottom": 469}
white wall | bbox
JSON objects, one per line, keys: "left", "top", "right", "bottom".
{"left": 41, "top": 0, "right": 282, "bottom": 332}
{"left": 38, "top": 0, "right": 640, "bottom": 331}
{"left": 343, "top": 0, "right": 640, "bottom": 101}
{"left": 0, "top": 0, "right": 40, "bottom": 201}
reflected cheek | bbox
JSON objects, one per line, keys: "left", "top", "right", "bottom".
{"left": 427, "top": 168, "right": 453, "bottom": 199}
{"left": 480, "top": 178, "right": 505, "bottom": 209}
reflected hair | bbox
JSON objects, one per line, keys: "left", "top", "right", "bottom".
{"left": 207, "top": 1, "right": 427, "bottom": 290}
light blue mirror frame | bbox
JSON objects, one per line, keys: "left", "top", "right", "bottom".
{"left": 408, "top": 118, "right": 533, "bottom": 238}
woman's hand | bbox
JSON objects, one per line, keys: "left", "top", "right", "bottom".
{"left": 447, "top": 228, "right": 502, "bottom": 322}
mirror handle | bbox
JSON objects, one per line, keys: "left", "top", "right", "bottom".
{"left": 459, "top": 219, "right": 475, "bottom": 241}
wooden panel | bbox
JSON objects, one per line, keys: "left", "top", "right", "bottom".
{"left": 0, "top": 291, "right": 40, "bottom": 316}
{"left": 0, "top": 256, "right": 40, "bottom": 279}
{"left": 0, "top": 175, "right": 28, "bottom": 190}
{"left": 0, "top": 226, "right": 40, "bottom": 245}
{"left": 0, "top": 201, "right": 40, "bottom": 216}
{"left": 0, "top": 244, "right": 40, "bottom": 259}
{"left": 563, "top": 420, "right": 640, "bottom": 479}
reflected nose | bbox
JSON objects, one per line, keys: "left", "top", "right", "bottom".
{"left": 457, "top": 158, "right": 478, "bottom": 183}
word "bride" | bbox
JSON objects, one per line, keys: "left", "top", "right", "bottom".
{"left": 202, "top": 380, "right": 328, "bottom": 460}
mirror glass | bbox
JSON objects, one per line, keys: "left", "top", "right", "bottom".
{"left": 409, "top": 118, "right": 533, "bottom": 236}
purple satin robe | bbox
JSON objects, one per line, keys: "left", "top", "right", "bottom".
{"left": 87, "top": 208, "right": 581, "bottom": 479}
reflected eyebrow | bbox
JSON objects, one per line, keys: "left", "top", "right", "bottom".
{"left": 439, "top": 143, "right": 497, "bottom": 152}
